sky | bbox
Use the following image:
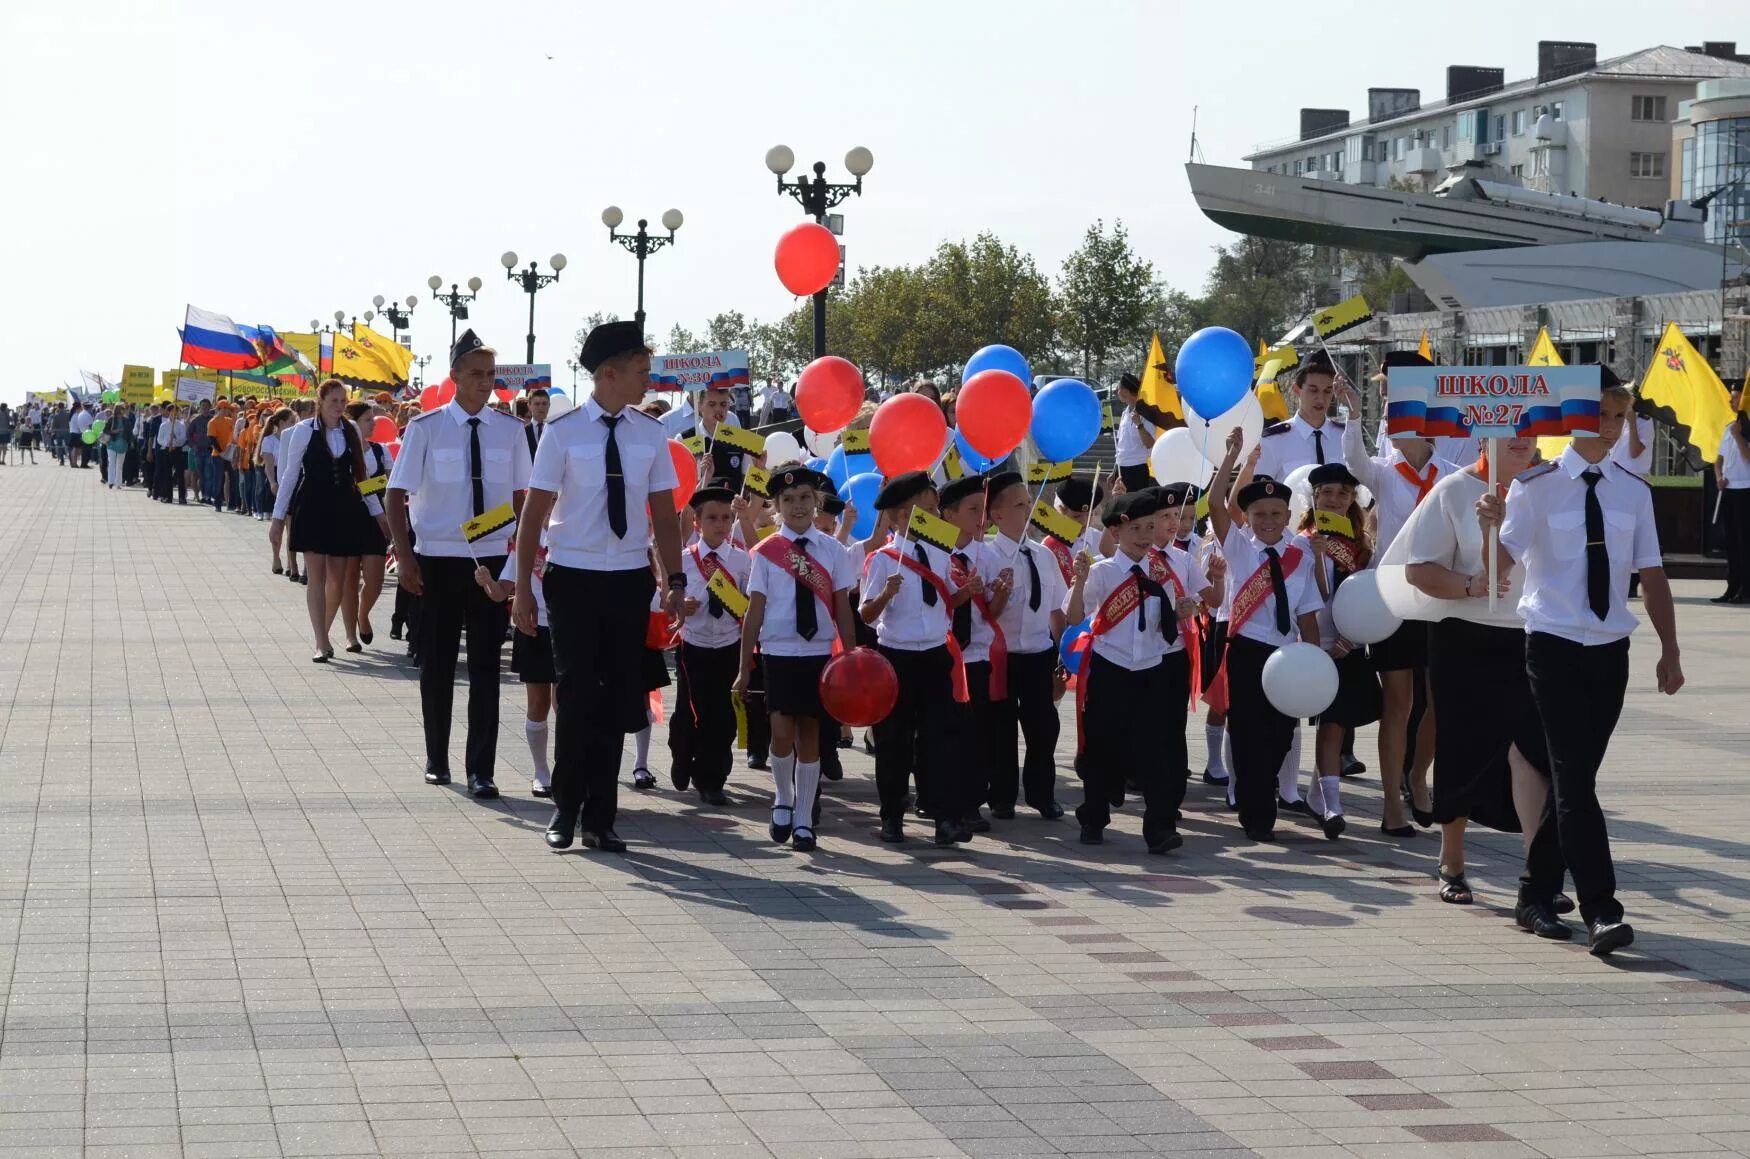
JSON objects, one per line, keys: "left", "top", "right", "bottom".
{"left": 0, "top": 0, "right": 1735, "bottom": 403}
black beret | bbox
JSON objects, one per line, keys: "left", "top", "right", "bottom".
{"left": 1308, "top": 463, "right": 1361, "bottom": 489}
{"left": 1381, "top": 350, "right": 1433, "bottom": 369}
{"left": 450, "top": 328, "right": 496, "bottom": 367}
{"left": 1055, "top": 473, "right": 1104, "bottom": 512}
{"left": 983, "top": 470, "right": 1024, "bottom": 501}
{"left": 939, "top": 474, "right": 986, "bottom": 509}
{"left": 770, "top": 466, "right": 829, "bottom": 497}
{"left": 1154, "top": 482, "right": 1195, "bottom": 508}
{"left": 579, "top": 320, "right": 647, "bottom": 373}
{"left": 874, "top": 470, "right": 937, "bottom": 511}
{"left": 688, "top": 479, "right": 737, "bottom": 509}
{"left": 1235, "top": 477, "right": 1291, "bottom": 509}
{"left": 1100, "top": 489, "right": 1161, "bottom": 528}
{"left": 821, "top": 494, "right": 846, "bottom": 516}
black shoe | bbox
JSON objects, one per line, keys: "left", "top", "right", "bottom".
{"left": 581, "top": 829, "right": 626, "bottom": 853}
{"left": 1201, "top": 769, "right": 1230, "bottom": 785}
{"left": 530, "top": 781, "right": 551, "bottom": 799}
{"left": 390, "top": 627, "right": 403, "bottom": 641}
{"left": 1278, "top": 796, "right": 1309, "bottom": 815}
{"left": 1711, "top": 591, "right": 1740, "bottom": 604}
{"left": 1321, "top": 813, "right": 1347, "bottom": 841}
{"left": 879, "top": 819, "right": 904, "bottom": 843}
{"left": 836, "top": 736, "right": 852, "bottom": 749}
{"left": 1245, "top": 828, "right": 1275, "bottom": 842}
{"left": 545, "top": 810, "right": 576, "bottom": 850}
{"left": 1379, "top": 821, "right": 1417, "bottom": 838}
{"left": 989, "top": 805, "right": 1016, "bottom": 821}
{"left": 1340, "top": 756, "right": 1367, "bottom": 777}
{"left": 1078, "top": 825, "right": 1104, "bottom": 845}
{"left": 770, "top": 806, "right": 794, "bottom": 845}
{"left": 424, "top": 767, "right": 452, "bottom": 786}
{"left": 791, "top": 827, "right": 817, "bottom": 853}
{"left": 360, "top": 630, "right": 373, "bottom": 646}
{"left": 862, "top": 731, "right": 875, "bottom": 754}
{"left": 934, "top": 821, "right": 958, "bottom": 846}
{"left": 951, "top": 821, "right": 974, "bottom": 844}
{"left": 821, "top": 760, "right": 842, "bottom": 781}
{"left": 699, "top": 788, "right": 728, "bottom": 807}
{"left": 632, "top": 768, "right": 656, "bottom": 791}
{"left": 967, "top": 811, "right": 991, "bottom": 834}
{"left": 1147, "top": 832, "right": 1185, "bottom": 855}
{"left": 1515, "top": 901, "right": 1572, "bottom": 939}
{"left": 748, "top": 754, "right": 769, "bottom": 771}
{"left": 671, "top": 766, "right": 690, "bottom": 792}
{"left": 1107, "top": 787, "right": 1125, "bottom": 808}
{"left": 468, "top": 776, "right": 499, "bottom": 799}
{"left": 1036, "top": 801, "right": 1065, "bottom": 820}
{"left": 1587, "top": 919, "right": 1634, "bottom": 956}
{"left": 1553, "top": 893, "right": 1575, "bottom": 915}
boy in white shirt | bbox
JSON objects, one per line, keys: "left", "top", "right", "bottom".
{"left": 672, "top": 482, "right": 751, "bottom": 807}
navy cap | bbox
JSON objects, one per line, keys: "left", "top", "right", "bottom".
{"left": 1308, "top": 463, "right": 1361, "bottom": 489}
{"left": 939, "top": 474, "right": 986, "bottom": 509}
{"left": 874, "top": 470, "right": 937, "bottom": 511}
{"left": 1381, "top": 349, "right": 1432, "bottom": 369}
{"left": 1235, "top": 476, "right": 1289, "bottom": 509}
{"left": 1154, "top": 482, "right": 1195, "bottom": 508}
{"left": 983, "top": 470, "right": 1023, "bottom": 501}
{"left": 1055, "top": 473, "right": 1104, "bottom": 512}
{"left": 770, "top": 465, "right": 829, "bottom": 497}
{"left": 1100, "top": 489, "right": 1161, "bottom": 528}
{"left": 579, "top": 320, "right": 647, "bottom": 373}
{"left": 450, "top": 328, "right": 496, "bottom": 367}
{"left": 688, "top": 478, "right": 737, "bottom": 509}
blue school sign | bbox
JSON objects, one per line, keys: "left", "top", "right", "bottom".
{"left": 1385, "top": 365, "right": 1601, "bottom": 440}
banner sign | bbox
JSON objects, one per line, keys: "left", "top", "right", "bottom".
{"left": 1386, "top": 365, "right": 1600, "bottom": 440}
{"left": 493, "top": 364, "right": 552, "bottom": 393}
{"left": 121, "top": 365, "right": 155, "bottom": 404}
{"left": 175, "top": 376, "right": 217, "bottom": 405}
{"left": 648, "top": 349, "right": 750, "bottom": 393}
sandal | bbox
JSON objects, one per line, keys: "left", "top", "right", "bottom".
{"left": 1438, "top": 869, "right": 1474, "bottom": 905}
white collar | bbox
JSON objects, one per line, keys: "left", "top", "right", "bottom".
{"left": 585, "top": 395, "right": 630, "bottom": 422}
{"left": 1560, "top": 444, "right": 1616, "bottom": 479}
{"left": 1292, "top": 412, "right": 1334, "bottom": 436}
{"left": 446, "top": 400, "right": 490, "bottom": 427}
{"left": 778, "top": 522, "right": 815, "bottom": 543}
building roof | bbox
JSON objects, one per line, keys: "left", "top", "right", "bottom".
{"left": 1245, "top": 45, "right": 1750, "bottom": 160}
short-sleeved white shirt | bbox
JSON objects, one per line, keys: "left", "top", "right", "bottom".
{"left": 528, "top": 395, "right": 678, "bottom": 571}
{"left": 747, "top": 524, "right": 858, "bottom": 657}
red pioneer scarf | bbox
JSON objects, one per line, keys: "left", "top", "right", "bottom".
{"left": 1394, "top": 458, "right": 1439, "bottom": 505}
{"left": 948, "top": 547, "right": 1007, "bottom": 700}
{"left": 874, "top": 543, "right": 969, "bottom": 703}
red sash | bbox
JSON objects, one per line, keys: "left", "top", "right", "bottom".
{"left": 875, "top": 544, "right": 969, "bottom": 703}
{"left": 1043, "top": 535, "right": 1075, "bottom": 586}
{"left": 948, "top": 549, "right": 1007, "bottom": 700}
{"left": 1394, "top": 459, "right": 1438, "bottom": 505}
{"left": 1229, "top": 542, "right": 1305, "bottom": 636}
{"left": 689, "top": 544, "right": 744, "bottom": 620}
{"left": 753, "top": 533, "right": 835, "bottom": 616}
{"left": 1319, "top": 532, "right": 1364, "bottom": 575}
{"left": 1071, "top": 550, "right": 1200, "bottom": 750}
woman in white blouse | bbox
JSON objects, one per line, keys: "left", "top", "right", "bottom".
{"left": 259, "top": 408, "right": 296, "bottom": 578}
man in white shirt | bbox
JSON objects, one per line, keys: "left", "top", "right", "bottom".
{"left": 1254, "top": 355, "right": 1347, "bottom": 482}
{"left": 515, "top": 321, "right": 686, "bottom": 854}
{"left": 153, "top": 405, "right": 189, "bottom": 504}
{"left": 1113, "top": 373, "right": 1158, "bottom": 492}
{"left": 1713, "top": 393, "right": 1750, "bottom": 604}
{"left": 388, "top": 329, "right": 534, "bottom": 800}
{"left": 1482, "top": 382, "right": 1683, "bottom": 955}
{"left": 68, "top": 404, "right": 94, "bottom": 469}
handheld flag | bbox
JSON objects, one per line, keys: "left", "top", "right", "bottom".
{"left": 712, "top": 423, "right": 767, "bottom": 455}
{"left": 906, "top": 506, "right": 960, "bottom": 553}
{"left": 1312, "top": 294, "right": 1374, "bottom": 341}
{"left": 1639, "top": 321, "right": 1733, "bottom": 464}
{"left": 1029, "top": 501, "right": 1085, "bottom": 544}
{"left": 1254, "top": 343, "right": 1297, "bottom": 422}
{"left": 1418, "top": 331, "right": 1433, "bottom": 361}
{"left": 358, "top": 474, "right": 388, "bottom": 498}
{"left": 461, "top": 502, "right": 516, "bottom": 545}
{"left": 942, "top": 442, "right": 964, "bottom": 481}
{"left": 840, "top": 427, "right": 870, "bottom": 453}
{"left": 1137, "top": 333, "right": 1183, "bottom": 422}
{"left": 680, "top": 433, "right": 706, "bottom": 455}
{"left": 333, "top": 323, "right": 413, "bottom": 389}
{"left": 1026, "top": 460, "right": 1073, "bottom": 485}
{"left": 744, "top": 465, "right": 771, "bottom": 496}
{"left": 1314, "top": 509, "right": 1355, "bottom": 539}
{"left": 180, "top": 305, "right": 264, "bottom": 371}
{"left": 705, "top": 570, "right": 750, "bottom": 620}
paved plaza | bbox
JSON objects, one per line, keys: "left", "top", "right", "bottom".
{"left": 2, "top": 464, "right": 1748, "bottom": 1159}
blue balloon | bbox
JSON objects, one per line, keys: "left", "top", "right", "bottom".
{"left": 845, "top": 451, "right": 875, "bottom": 479}
{"left": 962, "top": 343, "right": 1031, "bottom": 389}
{"left": 1174, "top": 326, "right": 1254, "bottom": 420}
{"left": 805, "top": 456, "right": 827, "bottom": 473}
{"left": 1059, "top": 616, "right": 1092, "bottom": 674}
{"left": 824, "top": 444, "right": 849, "bottom": 486}
{"left": 1030, "top": 379, "right": 1101, "bottom": 462}
{"left": 953, "top": 428, "right": 997, "bottom": 474}
{"left": 843, "top": 472, "right": 883, "bottom": 539}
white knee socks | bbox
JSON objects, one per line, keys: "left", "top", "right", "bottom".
{"left": 1204, "top": 724, "right": 1227, "bottom": 778}
{"left": 525, "top": 719, "right": 550, "bottom": 785}
{"left": 1320, "top": 775, "right": 1342, "bottom": 818}
{"left": 771, "top": 753, "right": 796, "bottom": 810}
{"left": 1277, "top": 728, "right": 1303, "bottom": 803}
{"left": 634, "top": 715, "right": 652, "bottom": 768}
{"left": 793, "top": 761, "right": 821, "bottom": 833}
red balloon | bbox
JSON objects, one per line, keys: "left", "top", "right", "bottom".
{"left": 955, "top": 369, "right": 1032, "bottom": 459}
{"left": 418, "top": 386, "right": 441, "bottom": 411}
{"left": 370, "top": 416, "right": 398, "bottom": 443}
{"left": 796, "top": 356, "right": 865, "bottom": 433}
{"left": 666, "top": 438, "right": 698, "bottom": 508}
{"left": 819, "top": 647, "right": 899, "bottom": 727}
{"left": 436, "top": 377, "right": 456, "bottom": 405}
{"left": 869, "top": 393, "right": 948, "bottom": 476}
{"left": 493, "top": 388, "right": 514, "bottom": 404}
{"left": 387, "top": 440, "right": 402, "bottom": 461}
{"left": 774, "top": 222, "right": 842, "bottom": 297}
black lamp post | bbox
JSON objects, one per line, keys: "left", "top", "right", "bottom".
{"left": 766, "top": 144, "right": 873, "bottom": 357}
{"left": 427, "top": 274, "right": 484, "bottom": 349}
{"left": 373, "top": 294, "right": 417, "bottom": 344}
{"left": 602, "top": 206, "right": 683, "bottom": 334}
{"left": 413, "top": 354, "right": 432, "bottom": 389}
{"left": 502, "top": 251, "right": 567, "bottom": 364}
{"left": 565, "top": 358, "right": 581, "bottom": 390}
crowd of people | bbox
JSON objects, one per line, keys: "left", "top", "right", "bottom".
{"left": 63, "top": 327, "right": 1738, "bottom": 960}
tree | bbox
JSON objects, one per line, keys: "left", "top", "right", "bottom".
{"left": 1055, "top": 219, "right": 1158, "bottom": 382}
{"left": 704, "top": 310, "right": 753, "bottom": 353}
{"left": 917, "top": 234, "right": 1057, "bottom": 381}
{"left": 1139, "top": 288, "right": 1207, "bottom": 369}
{"left": 1196, "top": 236, "right": 1314, "bottom": 349}
{"left": 662, "top": 324, "right": 699, "bottom": 355}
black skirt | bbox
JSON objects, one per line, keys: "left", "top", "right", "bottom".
{"left": 642, "top": 645, "right": 672, "bottom": 692}
{"left": 288, "top": 496, "right": 382, "bottom": 557}
{"left": 511, "top": 626, "right": 557, "bottom": 684}
{"left": 1369, "top": 619, "right": 1429, "bottom": 672}
{"left": 1315, "top": 648, "right": 1382, "bottom": 727}
{"left": 1428, "top": 618, "right": 1549, "bottom": 830}
{"left": 762, "top": 653, "right": 829, "bottom": 717}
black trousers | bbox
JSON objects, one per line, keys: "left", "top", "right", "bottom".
{"left": 1118, "top": 462, "right": 1153, "bottom": 493}
{"left": 961, "top": 659, "right": 995, "bottom": 810}
{"left": 1225, "top": 636, "right": 1296, "bottom": 835}
{"left": 1724, "top": 488, "right": 1750, "bottom": 595}
{"left": 1520, "top": 632, "right": 1629, "bottom": 925}
{"left": 415, "top": 553, "right": 508, "bottom": 782}
{"left": 873, "top": 644, "right": 956, "bottom": 822}
{"left": 669, "top": 641, "right": 739, "bottom": 793}
{"left": 1076, "top": 651, "right": 1188, "bottom": 842}
{"left": 546, "top": 565, "right": 655, "bottom": 833}
{"left": 987, "top": 648, "right": 1061, "bottom": 811}
{"left": 153, "top": 448, "right": 186, "bottom": 502}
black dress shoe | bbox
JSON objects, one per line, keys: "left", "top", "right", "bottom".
{"left": 1201, "top": 769, "right": 1230, "bottom": 785}
{"left": 770, "top": 807, "right": 794, "bottom": 844}
{"left": 581, "top": 829, "right": 627, "bottom": 853}
{"left": 1553, "top": 893, "right": 1575, "bottom": 914}
{"left": 468, "top": 776, "right": 499, "bottom": 799}
{"left": 951, "top": 821, "right": 974, "bottom": 844}
{"left": 1107, "top": 787, "right": 1126, "bottom": 808}
{"left": 1587, "top": 918, "right": 1634, "bottom": 956}
{"left": 530, "top": 781, "right": 551, "bottom": 799}
{"left": 545, "top": 811, "right": 576, "bottom": 850}
{"left": 359, "top": 630, "right": 373, "bottom": 646}
{"left": 748, "top": 754, "right": 769, "bottom": 771}
{"left": 1340, "top": 756, "right": 1367, "bottom": 777}
{"left": 671, "top": 766, "right": 690, "bottom": 792}
{"left": 1321, "top": 813, "right": 1347, "bottom": 841}
{"left": 1711, "top": 591, "right": 1740, "bottom": 604}
{"left": 836, "top": 735, "right": 853, "bottom": 749}
{"left": 425, "top": 767, "right": 452, "bottom": 785}
{"left": 1278, "top": 796, "right": 1309, "bottom": 815}
{"left": 990, "top": 805, "right": 1016, "bottom": 821}
{"left": 968, "top": 811, "right": 991, "bottom": 833}
{"left": 1379, "top": 821, "right": 1417, "bottom": 837}
{"left": 1411, "top": 804, "right": 1434, "bottom": 827}
{"left": 1515, "top": 901, "right": 1572, "bottom": 939}
{"left": 1078, "top": 825, "right": 1104, "bottom": 845}
{"left": 1147, "top": 832, "right": 1185, "bottom": 855}
{"left": 632, "top": 768, "right": 656, "bottom": 791}
{"left": 1036, "top": 801, "right": 1065, "bottom": 821}
{"left": 791, "top": 828, "right": 818, "bottom": 852}
{"left": 879, "top": 819, "right": 904, "bottom": 843}
{"left": 699, "top": 788, "right": 729, "bottom": 806}
{"left": 389, "top": 626, "right": 402, "bottom": 641}
{"left": 934, "top": 821, "right": 958, "bottom": 846}
{"left": 1245, "top": 828, "right": 1276, "bottom": 842}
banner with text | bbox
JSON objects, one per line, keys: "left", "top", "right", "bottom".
{"left": 648, "top": 349, "right": 750, "bottom": 393}
{"left": 121, "top": 365, "right": 155, "bottom": 404}
{"left": 493, "top": 364, "right": 553, "bottom": 394}
{"left": 1385, "top": 365, "right": 1600, "bottom": 440}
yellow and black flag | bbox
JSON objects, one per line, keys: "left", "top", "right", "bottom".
{"left": 1639, "top": 322, "right": 1734, "bottom": 464}
{"left": 907, "top": 506, "right": 960, "bottom": 553}
{"left": 1312, "top": 294, "right": 1374, "bottom": 341}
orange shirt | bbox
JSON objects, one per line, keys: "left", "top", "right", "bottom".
{"left": 208, "top": 414, "right": 235, "bottom": 454}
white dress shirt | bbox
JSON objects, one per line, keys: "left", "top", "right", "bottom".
{"left": 529, "top": 395, "right": 677, "bottom": 571}
{"left": 259, "top": 432, "right": 280, "bottom": 467}
{"left": 1068, "top": 546, "right": 1204, "bottom": 671}
{"left": 747, "top": 524, "right": 858, "bottom": 657}
{"left": 1719, "top": 425, "right": 1750, "bottom": 489}
{"left": 498, "top": 545, "right": 549, "bottom": 628}
{"left": 862, "top": 536, "right": 958, "bottom": 651}
{"left": 1216, "top": 525, "right": 1324, "bottom": 647}
{"left": 1611, "top": 415, "right": 1654, "bottom": 476}
{"left": 1396, "top": 469, "right": 1527, "bottom": 629}
{"left": 1254, "top": 413, "right": 1347, "bottom": 481}
{"left": 272, "top": 419, "right": 386, "bottom": 520}
{"left": 681, "top": 540, "right": 751, "bottom": 649}
{"left": 389, "top": 401, "right": 532, "bottom": 559}
{"left": 156, "top": 418, "right": 187, "bottom": 449}
{"left": 948, "top": 541, "right": 998, "bottom": 664}
{"left": 1342, "top": 419, "right": 1457, "bottom": 558}
{"left": 1499, "top": 446, "right": 1662, "bottom": 646}
{"left": 69, "top": 410, "right": 93, "bottom": 435}
{"left": 1375, "top": 418, "right": 1478, "bottom": 467}
{"left": 1114, "top": 406, "right": 1156, "bottom": 467}
{"left": 984, "top": 531, "right": 1067, "bottom": 655}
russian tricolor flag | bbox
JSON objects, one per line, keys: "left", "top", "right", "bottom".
{"left": 179, "top": 305, "right": 263, "bottom": 371}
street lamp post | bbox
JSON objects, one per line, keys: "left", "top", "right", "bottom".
{"left": 373, "top": 294, "right": 418, "bottom": 345}
{"left": 766, "top": 144, "right": 873, "bottom": 358}
{"left": 413, "top": 354, "right": 432, "bottom": 389}
{"left": 602, "top": 206, "right": 683, "bottom": 334}
{"left": 428, "top": 274, "right": 484, "bottom": 349}
{"left": 502, "top": 251, "right": 567, "bottom": 364}
{"left": 565, "top": 358, "right": 581, "bottom": 390}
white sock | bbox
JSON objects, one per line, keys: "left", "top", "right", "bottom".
{"left": 525, "top": 720, "right": 550, "bottom": 784}
{"left": 771, "top": 753, "right": 796, "bottom": 810}
{"left": 1278, "top": 728, "right": 1303, "bottom": 802}
{"left": 634, "top": 724, "right": 652, "bottom": 769}
{"left": 793, "top": 761, "right": 821, "bottom": 833}
{"left": 1305, "top": 770, "right": 1325, "bottom": 815}
{"left": 1204, "top": 724, "right": 1227, "bottom": 777}
{"left": 1224, "top": 732, "right": 1237, "bottom": 807}
{"left": 1320, "top": 775, "right": 1343, "bottom": 818}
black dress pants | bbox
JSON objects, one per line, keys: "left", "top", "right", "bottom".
{"left": 1725, "top": 488, "right": 1750, "bottom": 595}
{"left": 1075, "top": 651, "right": 1188, "bottom": 843}
{"left": 873, "top": 644, "right": 955, "bottom": 822}
{"left": 988, "top": 648, "right": 1061, "bottom": 812}
{"left": 1520, "top": 632, "right": 1629, "bottom": 925}
{"left": 546, "top": 565, "right": 656, "bottom": 833}
{"left": 415, "top": 553, "right": 509, "bottom": 782}
{"left": 669, "top": 640, "right": 739, "bottom": 794}
{"left": 153, "top": 449, "right": 186, "bottom": 502}
{"left": 1225, "top": 636, "right": 1296, "bottom": 835}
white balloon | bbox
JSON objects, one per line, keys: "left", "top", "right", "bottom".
{"left": 1284, "top": 463, "right": 1316, "bottom": 528}
{"left": 804, "top": 426, "right": 838, "bottom": 457}
{"left": 1183, "top": 391, "right": 1264, "bottom": 464}
{"left": 547, "top": 392, "right": 574, "bottom": 417}
{"left": 762, "top": 430, "right": 802, "bottom": 465}
{"left": 1148, "top": 428, "right": 1215, "bottom": 487}
{"left": 1330, "top": 570, "right": 1402, "bottom": 645}
{"left": 1261, "top": 642, "right": 1340, "bottom": 718}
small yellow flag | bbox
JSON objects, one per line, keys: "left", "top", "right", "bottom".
{"left": 1137, "top": 332, "right": 1182, "bottom": 421}
{"left": 942, "top": 443, "right": 964, "bottom": 481}
{"left": 461, "top": 501, "right": 516, "bottom": 544}
{"left": 358, "top": 474, "right": 388, "bottom": 497}
{"left": 1029, "top": 501, "right": 1085, "bottom": 544}
{"left": 1254, "top": 343, "right": 1297, "bottom": 422}
{"left": 681, "top": 433, "right": 706, "bottom": 455}
{"left": 744, "top": 465, "right": 771, "bottom": 496}
{"left": 1315, "top": 509, "right": 1355, "bottom": 539}
{"left": 1418, "top": 331, "right": 1433, "bottom": 361}
{"left": 907, "top": 505, "right": 961, "bottom": 553}
{"left": 713, "top": 423, "right": 766, "bottom": 455}
{"left": 705, "top": 570, "right": 749, "bottom": 620}
{"left": 1026, "top": 460, "right": 1073, "bottom": 484}
{"left": 1313, "top": 294, "right": 1374, "bottom": 340}
{"left": 1527, "top": 329, "right": 1573, "bottom": 460}
{"left": 840, "top": 427, "right": 871, "bottom": 453}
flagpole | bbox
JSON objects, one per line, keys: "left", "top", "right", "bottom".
{"left": 1487, "top": 436, "right": 1499, "bottom": 615}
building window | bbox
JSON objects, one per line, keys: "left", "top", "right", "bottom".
{"left": 1629, "top": 151, "right": 1665, "bottom": 179}
{"left": 1294, "top": 160, "right": 1303, "bottom": 175}
{"left": 1492, "top": 114, "right": 1506, "bottom": 141}
{"left": 1361, "top": 137, "right": 1374, "bottom": 161}
{"left": 1442, "top": 124, "right": 1453, "bottom": 149}
{"left": 1509, "top": 163, "right": 1525, "bottom": 177}
{"left": 1511, "top": 109, "right": 1526, "bottom": 135}
{"left": 1550, "top": 100, "right": 1564, "bottom": 121}
{"left": 1632, "top": 95, "right": 1667, "bottom": 122}
{"left": 1393, "top": 137, "right": 1405, "bottom": 160}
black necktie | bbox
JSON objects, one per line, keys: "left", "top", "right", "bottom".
{"left": 1265, "top": 546, "right": 1291, "bottom": 634}
{"left": 914, "top": 543, "right": 938, "bottom": 606}
{"left": 467, "top": 417, "right": 485, "bottom": 517}
{"left": 1021, "top": 545, "right": 1041, "bottom": 612}
{"left": 705, "top": 551, "right": 724, "bottom": 619}
{"left": 1131, "top": 564, "right": 1176, "bottom": 642}
{"left": 1312, "top": 428, "right": 1326, "bottom": 465}
{"left": 793, "top": 536, "right": 817, "bottom": 640}
{"left": 952, "top": 552, "right": 974, "bottom": 645}
{"left": 602, "top": 414, "right": 626, "bottom": 538}
{"left": 1583, "top": 469, "right": 1610, "bottom": 620}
